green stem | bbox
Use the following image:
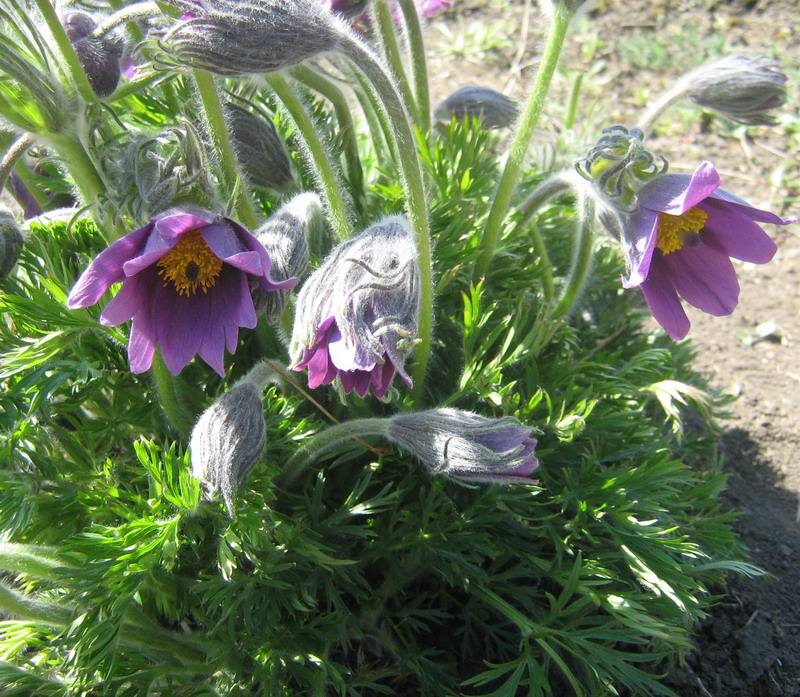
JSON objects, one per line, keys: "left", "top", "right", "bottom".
{"left": 94, "top": 1, "right": 159, "bottom": 37}
{"left": 395, "top": 0, "right": 431, "bottom": 133}
{"left": 289, "top": 65, "right": 366, "bottom": 216}
{"left": 0, "top": 543, "right": 61, "bottom": 580}
{"left": 350, "top": 65, "right": 398, "bottom": 162}
{"left": 516, "top": 173, "right": 574, "bottom": 304}
{"left": 337, "top": 35, "right": 432, "bottom": 406}
{"left": 109, "top": 72, "right": 162, "bottom": 102}
{"left": 473, "top": 3, "right": 572, "bottom": 281}
{"left": 277, "top": 418, "right": 388, "bottom": 489}
{"left": 552, "top": 191, "right": 594, "bottom": 319}
{"left": 32, "top": 0, "right": 96, "bottom": 103}
{"left": 46, "top": 134, "right": 105, "bottom": 206}
{"left": 636, "top": 83, "right": 688, "bottom": 135}
{"left": 193, "top": 69, "right": 258, "bottom": 229}
{"left": 0, "top": 133, "right": 34, "bottom": 194}
{"left": 150, "top": 352, "right": 196, "bottom": 438}
{"left": 371, "top": 0, "right": 417, "bottom": 123}
{"left": 564, "top": 72, "right": 583, "bottom": 130}
{"left": 0, "top": 581, "right": 74, "bottom": 626}
{"left": 265, "top": 72, "right": 351, "bottom": 242}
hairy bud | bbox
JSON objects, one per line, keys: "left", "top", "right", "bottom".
{"left": 159, "top": 0, "right": 341, "bottom": 76}
{"left": 190, "top": 383, "right": 266, "bottom": 516}
{"left": 0, "top": 209, "right": 24, "bottom": 279}
{"left": 387, "top": 409, "right": 538, "bottom": 485}
{"left": 683, "top": 55, "right": 787, "bottom": 125}
{"left": 253, "top": 193, "right": 320, "bottom": 321}
{"left": 291, "top": 216, "right": 420, "bottom": 400}
{"left": 226, "top": 103, "right": 294, "bottom": 192}
{"left": 63, "top": 12, "right": 123, "bottom": 98}
{"left": 434, "top": 85, "right": 518, "bottom": 129}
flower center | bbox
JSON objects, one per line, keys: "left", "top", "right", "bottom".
{"left": 656, "top": 206, "right": 708, "bottom": 255}
{"left": 157, "top": 229, "right": 222, "bottom": 296}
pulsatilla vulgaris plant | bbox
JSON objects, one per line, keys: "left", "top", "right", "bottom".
{"left": 0, "top": 0, "right": 792, "bottom": 695}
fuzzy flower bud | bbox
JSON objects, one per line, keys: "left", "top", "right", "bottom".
{"left": 159, "top": 0, "right": 341, "bottom": 76}
{"left": 63, "top": 12, "right": 123, "bottom": 98}
{"left": 575, "top": 125, "right": 667, "bottom": 209}
{"left": 683, "top": 55, "right": 787, "bottom": 125}
{"left": 291, "top": 216, "right": 420, "bottom": 400}
{"left": 434, "top": 85, "right": 518, "bottom": 129}
{"left": 190, "top": 382, "right": 266, "bottom": 515}
{"left": 387, "top": 409, "right": 538, "bottom": 485}
{"left": 0, "top": 209, "right": 24, "bottom": 279}
{"left": 253, "top": 193, "right": 321, "bottom": 321}
{"left": 226, "top": 102, "right": 295, "bottom": 192}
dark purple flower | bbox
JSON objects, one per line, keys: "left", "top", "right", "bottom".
{"left": 290, "top": 216, "right": 419, "bottom": 400}
{"left": 67, "top": 209, "right": 295, "bottom": 375}
{"left": 388, "top": 408, "right": 538, "bottom": 485}
{"left": 622, "top": 161, "right": 793, "bottom": 340}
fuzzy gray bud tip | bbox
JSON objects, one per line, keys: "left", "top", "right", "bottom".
{"left": 159, "top": 0, "right": 341, "bottom": 76}
{"left": 0, "top": 210, "right": 24, "bottom": 279}
{"left": 252, "top": 193, "right": 320, "bottom": 321}
{"left": 63, "top": 12, "right": 123, "bottom": 98}
{"left": 434, "top": 86, "right": 519, "bottom": 129}
{"left": 387, "top": 408, "right": 539, "bottom": 485}
{"left": 226, "top": 102, "right": 295, "bottom": 192}
{"left": 684, "top": 55, "right": 787, "bottom": 125}
{"left": 190, "top": 383, "right": 266, "bottom": 516}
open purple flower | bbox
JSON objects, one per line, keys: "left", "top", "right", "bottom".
{"left": 67, "top": 209, "right": 295, "bottom": 375}
{"left": 388, "top": 409, "right": 538, "bottom": 485}
{"left": 290, "top": 216, "right": 419, "bottom": 399}
{"left": 622, "top": 161, "right": 792, "bottom": 340}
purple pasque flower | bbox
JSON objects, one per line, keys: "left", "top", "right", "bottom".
{"left": 67, "top": 209, "right": 295, "bottom": 376}
{"left": 622, "top": 161, "right": 792, "bottom": 340}
{"left": 388, "top": 408, "right": 538, "bottom": 485}
{"left": 290, "top": 216, "right": 420, "bottom": 400}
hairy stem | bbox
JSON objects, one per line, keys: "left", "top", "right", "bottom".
{"left": 371, "top": 0, "right": 417, "bottom": 122}
{"left": 552, "top": 189, "right": 594, "bottom": 319}
{"left": 150, "top": 352, "right": 196, "bottom": 438}
{"left": 0, "top": 133, "right": 34, "bottom": 193}
{"left": 395, "top": 0, "right": 431, "bottom": 133}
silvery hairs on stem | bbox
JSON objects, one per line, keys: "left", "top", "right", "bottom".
{"left": 158, "top": 0, "right": 348, "bottom": 76}
{"left": 253, "top": 192, "right": 321, "bottom": 322}
{"left": 190, "top": 380, "right": 266, "bottom": 516}
{"left": 434, "top": 86, "right": 519, "bottom": 130}
{"left": 290, "top": 216, "right": 420, "bottom": 391}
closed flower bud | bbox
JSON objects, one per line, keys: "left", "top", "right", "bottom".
{"left": 434, "top": 86, "right": 518, "bottom": 129}
{"left": 387, "top": 409, "right": 538, "bottom": 485}
{"left": 159, "top": 0, "right": 341, "bottom": 76}
{"left": 253, "top": 193, "right": 320, "bottom": 321}
{"left": 226, "top": 102, "right": 295, "bottom": 192}
{"left": 683, "top": 55, "right": 787, "bottom": 125}
{"left": 0, "top": 209, "right": 24, "bottom": 279}
{"left": 575, "top": 125, "right": 666, "bottom": 209}
{"left": 190, "top": 382, "right": 266, "bottom": 515}
{"left": 63, "top": 12, "right": 123, "bottom": 98}
{"left": 291, "top": 216, "right": 420, "bottom": 400}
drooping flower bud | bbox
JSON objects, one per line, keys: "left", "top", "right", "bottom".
{"left": 63, "top": 12, "right": 123, "bottom": 98}
{"left": 0, "top": 209, "right": 24, "bottom": 279}
{"left": 190, "top": 382, "right": 266, "bottom": 515}
{"left": 159, "top": 0, "right": 341, "bottom": 76}
{"left": 253, "top": 193, "right": 321, "bottom": 321}
{"left": 387, "top": 409, "right": 538, "bottom": 485}
{"left": 434, "top": 86, "right": 518, "bottom": 129}
{"left": 290, "top": 216, "right": 420, "bottom": 400}
{"left": 575, "top": 125, "right": 667, "bottom": 209}
{"left": 683, "top": 55, "right": 787, "bottom": 125}
{"left": 225, "top": 102, "right": 295, "bottom": 192}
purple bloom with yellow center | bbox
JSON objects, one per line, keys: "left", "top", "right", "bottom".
{"left": 67, "top": 209, "right": 295, "bottom": 376}
{"left": 622, "top": 161, "right": 793, "bottom": 340}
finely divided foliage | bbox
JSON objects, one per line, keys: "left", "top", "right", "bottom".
{"left": 0, "top": 0, "right": 791, "bottom": 696}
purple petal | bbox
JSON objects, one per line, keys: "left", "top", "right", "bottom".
{"left": 622, "top": 207, "right": 659, "bottom": 288}
{"left": 708, "top": 189, "right": 796, "bottom": 225}
{"left": 154, "top": 212, "right": 211, "bottom": 239}
{"left": 640, "top": 260, "right": 691, "bottom": 341}
{"left": 151, "top": 280, "right": 207, "bottom": 375}
{"left": 67, "top": 223, "right": 153, "bottom": 308}
{"left": 98, "top": 274, "right": 147, "bottom": 326}
{"left": 638, "top": 162, "right": 721, "bottom": 215}
{"left": 128, "top": 314, "right": 157, "bottom": 373}
{"left": 226, "top": 218, "right": 297, "bottom": 290}
{"left": 661, "top": 241, "right": 739, "bottom": 317}
{"left": 700, "top": 199, "right": 778, "bottom": 264}
{"left": 306, "top": 343, "right": 336, "bottom": 388}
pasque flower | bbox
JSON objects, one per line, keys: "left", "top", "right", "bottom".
{"left": 388, "top": 409, "right": 538, "bottom": 485}
{"left": 67, "top": 209, "right": 295, "bottom": 375}
{"left": 290, "top": 216, "right": 420, "bottom": 399}
{"left": 623, "top": 161, "right": 792, "bottom": 340}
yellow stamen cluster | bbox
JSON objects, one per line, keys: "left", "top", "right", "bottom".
{"left": 157, "top": 229, "right": 223, "bottom": 296}
{"left": 656, "top": 206, "right": 708, "bottom": 255}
